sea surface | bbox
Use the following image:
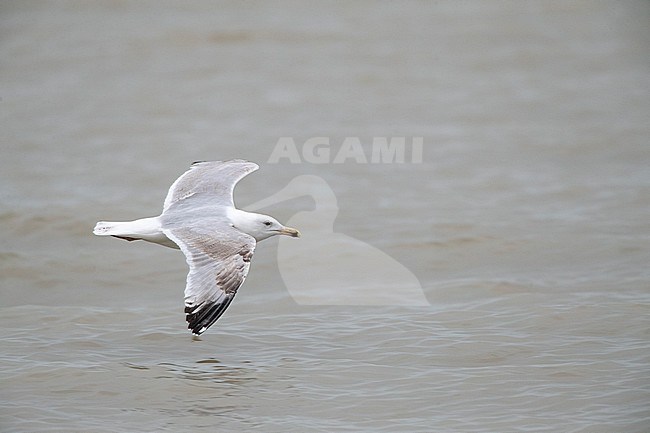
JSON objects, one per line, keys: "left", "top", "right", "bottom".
{"left": 1, "top": 1, "right": 649, "bottom": 432}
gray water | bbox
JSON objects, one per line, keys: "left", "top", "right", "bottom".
{"left": 1, "top": 1, "right": 649, "bottom": 432}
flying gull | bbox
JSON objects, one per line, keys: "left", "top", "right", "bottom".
{"left": 93, "top": 160, "right": 300, "bottom": 335}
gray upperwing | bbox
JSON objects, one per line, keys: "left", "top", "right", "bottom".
{"left": 162, "top": 225, "right": 256, "bottom": 335}
{"left": 162, "top": 160, "right": 259, "bottom": 212}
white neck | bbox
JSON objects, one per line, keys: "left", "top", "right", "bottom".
{"left": 228, "top": 208, "right": 273, "bottom": 241}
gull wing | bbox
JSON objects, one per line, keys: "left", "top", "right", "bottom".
{"left": 162, "top": 225, "right": 256, "bottom": 335}
{"left": 162, "top": 160, "right": 259, "bottom": 212}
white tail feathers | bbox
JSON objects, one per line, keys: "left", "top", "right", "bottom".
{"left": 93, "top": 221, "right": 123, "bottom": 236}
{"left": 93, "top": 217, "right": 179, "bottom": 249}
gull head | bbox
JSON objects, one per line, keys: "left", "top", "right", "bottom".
{"left": 232, "top": 209, "right": 300, "bottom": 242}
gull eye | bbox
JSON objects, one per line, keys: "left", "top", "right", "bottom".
{"left": 264, "top": 221, "right": 272, "bottom": 227}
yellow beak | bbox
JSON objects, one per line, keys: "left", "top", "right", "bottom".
{"left": 278, "top": 226, "right": 301, "bottom": 237}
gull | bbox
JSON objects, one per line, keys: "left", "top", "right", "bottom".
{"left": 93, "top": 160, "right": 300, "bottom": 335}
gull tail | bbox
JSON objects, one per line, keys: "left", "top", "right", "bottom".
{"left": 93, "top": 217, "right": 179, "bottom": 249}
{"left": 93, "top": 221, "right": 139, "bottom": 241}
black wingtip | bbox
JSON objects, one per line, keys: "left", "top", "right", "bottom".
{"left": 191, "top": 160, "right": 206, "bottom": 166}
{"left": 185, "top": 298, "right": 235, "bottom": 336}
{"left": 186, "top": 306, "right": 207, "bottom": 335}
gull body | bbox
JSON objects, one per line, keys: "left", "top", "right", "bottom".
{"left": 93, "top": 207, "right": 293, "bottom": 247}
{"left": 93, "top": 160, "right": 299, "bottom": 335}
